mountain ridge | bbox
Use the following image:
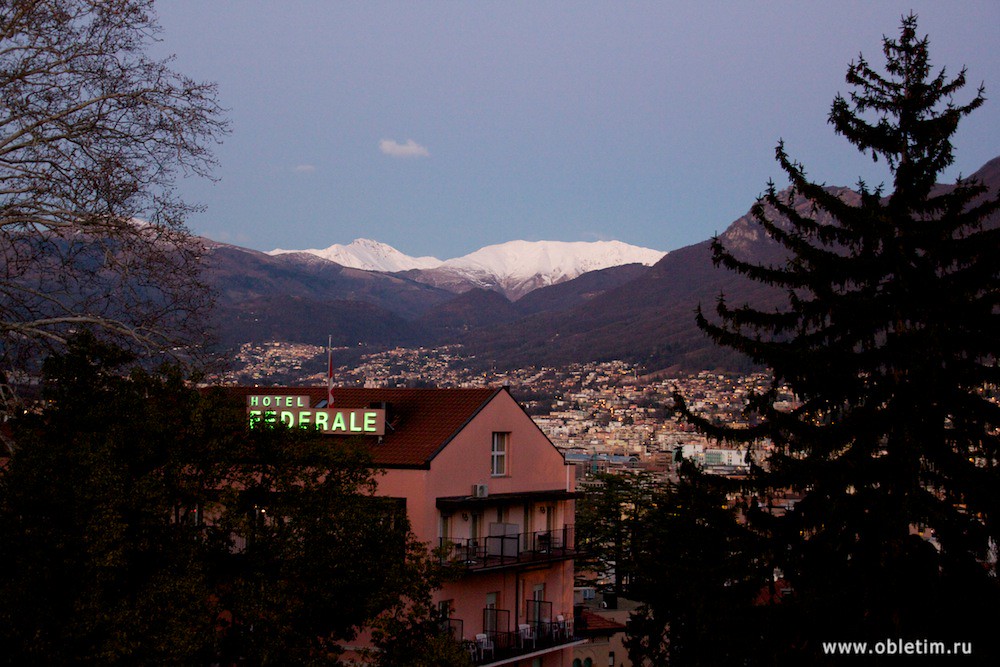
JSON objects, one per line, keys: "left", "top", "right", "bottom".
{"left": 270, "top": 238, "right": 666, "bottom": 300}
{"left": 202, "top": 154, "right": 1000, "bottom": 373}
{"left": 270, "top": 238, "right": 442, "bottom": 272}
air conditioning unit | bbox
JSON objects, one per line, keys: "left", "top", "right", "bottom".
{"left": 472, "top": 483, "right": 489, "bottom": 498}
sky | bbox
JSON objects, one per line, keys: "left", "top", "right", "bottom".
{"left": 152, "top": 1, "right": 1000, "bottom": 260}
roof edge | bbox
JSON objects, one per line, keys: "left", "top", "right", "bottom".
{"left": 423, "top": 386, "right": 505, "bottom": 465}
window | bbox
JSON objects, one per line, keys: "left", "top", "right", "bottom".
{"left": 491, "top": 432, "right": 509, "bottom": 476}
{"left": 440, "top": 513, "right": 451, "bottom": 541}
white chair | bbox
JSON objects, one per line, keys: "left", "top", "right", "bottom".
{"left": 518, "top": 623, "right": 536, "bottom": 648}
{"left": 463, "top": 639, "right": 477, "bottom": 661}
{"left": 475, "top": 633, "right": 494, "bottom": 660}
{"left": 555, "top": 613, "right": 569, "bottom": 640}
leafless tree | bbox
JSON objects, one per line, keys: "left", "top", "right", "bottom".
{"left": 0, "top": 0, "right": 227, "bottom": 381}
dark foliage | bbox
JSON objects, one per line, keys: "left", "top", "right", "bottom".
{"left": 666, "top": 15, "right": 1000, "bottom": 664}
{"left": 576, "top": 471, "right": 659, "bottom": 600}
{"left": 0, "top": 334, "right": 449, "bottom": 665}
{"left": 625, "top": 465, "right": 768, "bottom": 666}
{"left": 0, "top": 335, "right": 217, "bottom": 664}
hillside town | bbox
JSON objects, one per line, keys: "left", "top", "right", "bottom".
{"left": 215, "top": 342, "right": 797, "bottom": 482}
{"left": 219, "top": 340, "right": 852, "bottom": 661}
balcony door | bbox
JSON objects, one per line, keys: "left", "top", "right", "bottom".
{"left": 488, "top": 520, "right": 519, "bottom": 558}
{"left": 485, "top": 591, "right": 499, "bottom": 635}
{"left": 440, "top": 513, "right": 451, "bottom": 542}
{"left": 470, "top": 512, "right": 480, "bottom": 544}
{"left": 528, "top": 583, "right": 549, "bottom": 626}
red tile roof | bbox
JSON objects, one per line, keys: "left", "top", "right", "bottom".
{"left": 221, "top": 386, "right": 502, "bottom": 468}
{"left": 754, "top": 578, "right": 792, "bottom": 606}
{"left": 578, "top": 609, "right": 627, "bottom": 635}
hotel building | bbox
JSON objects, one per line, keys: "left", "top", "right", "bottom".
{"left": 237, "top": 386, "right": 583, "bottom": 666}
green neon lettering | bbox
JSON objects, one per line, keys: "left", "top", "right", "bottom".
{"left": 280, "top": 411, "right": 294, "bottom": 426}
{"left": 349, "top": 412, "right": 363, "bottom": 432}
{"left": 364, "top": 411, "right": 377, "bottom": 432}
{"left": 262, "top": 396, "right": 271, "bottom": 407}
{"left": 315, "top": 411, "right": 329, "bottom": 430}
{"left": 332, "top": 412, "right": 346, "bottom": 432}
{"left": 249, "top": 396, "right": 259, "bottom": 406}
{"left": 299, "top": 411, "right": 311, "bottom": 428}
{"left": 248, "top": 409, "right": 261, "bottom": 429}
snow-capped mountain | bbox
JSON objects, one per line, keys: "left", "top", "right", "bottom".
{"left": 269, "top": 238, "right": 666, "bottom": 300}
{"left": 426, "top": 240, "right": 666, "bottom": 299}
{"left": 269, "top": 238, "right": 443, "bottom": 272}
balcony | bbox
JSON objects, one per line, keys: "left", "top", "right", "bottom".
{"left": 464, "top": 602, "right": 582, "bottom": 665}
{"left": 438, "top": 525, "right": 577, "bottom": 573}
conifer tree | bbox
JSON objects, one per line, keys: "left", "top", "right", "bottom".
{"left": 625, "top": 465, "right": 766, "bottom": 666}
{"left": 576, "top": 470, "right": 659, "bottom": 601}
{"left": 673, "top": 15, "right": 1000, "bottom": 660}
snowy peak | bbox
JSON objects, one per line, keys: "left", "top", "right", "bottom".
{"left": 445, "top": 239, "right": 664, "bottom": 279}
{"left": 269, "top": 238, "right": 442, "bottom": 272}
{"left": 420, "top": 239, "right": 666, "bottom": 300}
{"left": 268, "top": 238, "right": 667, "bottom": 300}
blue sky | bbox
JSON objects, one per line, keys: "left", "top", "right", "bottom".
{"left": 153, "top": 1, "right": 1000, "bottom": 259}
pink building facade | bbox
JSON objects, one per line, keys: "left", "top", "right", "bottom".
{"left": 239, "top": 386, "right": 582, "bottom": 666}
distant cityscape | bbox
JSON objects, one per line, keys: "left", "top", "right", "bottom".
{"left": 212, "top": 342, "right": 797, "bottom": 481}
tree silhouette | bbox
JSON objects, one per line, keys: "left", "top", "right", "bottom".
{"left": 0, "top": 334, "right": 448, "bottom": 664}
{"left": 0, "top": 1, "right": 226, "bottom": 380}
{"left": 671, "top": 15, "right": 1000, "bottom": 662}
{"left": 625, "top": 464, "right": 767, "bottom": 666}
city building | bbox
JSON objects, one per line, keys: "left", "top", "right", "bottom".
{"left": 235, "top": 386, "right": 583, "bottom": 666}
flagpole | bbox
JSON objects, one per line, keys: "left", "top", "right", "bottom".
{"left": 327, "top": 335, "right": 334, "bottom": 407}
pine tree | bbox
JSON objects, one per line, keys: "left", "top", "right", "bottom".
{"left": 576, "top": 470, "right": 659, "bottom": 601}
{"left": 674, "top": 15, "right": 1000, "bottom": 660}
{"left": 625, "top": 464, "right": 767, "bottom": 666}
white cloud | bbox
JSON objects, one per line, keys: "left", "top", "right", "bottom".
{"left": 294, "top": 164, "right": 316, "bottom": 173}
{"left": 379, "top": 138, "right": 430, "bottom": 158}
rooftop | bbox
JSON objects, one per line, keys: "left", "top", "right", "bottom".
{"left": 221, "top": 386, "right": 502, "bottom": 468}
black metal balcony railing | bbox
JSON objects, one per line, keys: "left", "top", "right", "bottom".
{"left": 438, "top": 616, "right": 464, "bottom": 642}
{"left": 438, "top": 525, "right": 577, "bottom": 571}
{"left": 466, "top": 603, "right": 576, "bottom": 664}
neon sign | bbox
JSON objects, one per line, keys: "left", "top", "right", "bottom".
{"left": 247, "top": 395, "right": 385, "bottom": 435}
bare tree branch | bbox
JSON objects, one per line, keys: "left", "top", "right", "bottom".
{"left": 0, "top": 0, "right": 228, "bottom": 377}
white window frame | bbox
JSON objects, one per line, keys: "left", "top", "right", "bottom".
{"left": 491, "top": 432, "right": 509, "bottom": 477}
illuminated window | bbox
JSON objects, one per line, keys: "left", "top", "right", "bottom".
{"left": 491, "top": 432, "right": 509, "bottom": 476}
